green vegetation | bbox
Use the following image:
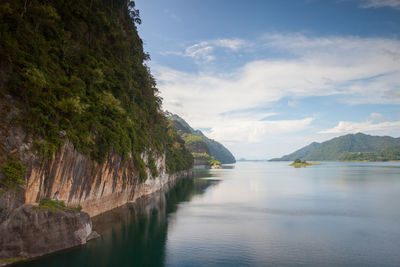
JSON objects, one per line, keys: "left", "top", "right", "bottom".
{"left": 184, "top": 134, "right": 206, "bottom": 146}
{"left": 0, "top": 0, "right": 192, "bottom": 179}
{"left": 183, "top": 134, "right": 209, "bottom": 153}
{"left": 169, "top": 114, "right": 236, "bottom": 164}
{"left": 192, "top": 152, "right": 221, "bottom": 167}
{"left": 191, "top": 152, "right": 213, "bottom": 161}
{"left": 165, "top": 124, "right": 194, "bottom": 174}
{"left": 0, "top": 257, "right": 28, "bottom": 264}
{"left": 339, "top": 150, "right": 400, "bottom": 161}
{"left": 204, "top": 138, "right": 235, "bottom": 164}
{"left": 37, "top": 198, "right": 82, "bottom": 213}
{"left": 270, "top": 142, "right": 320, "bottom": 161}
{"left": 0, "top": 159, "right": 26, "bottom": 189}
{"left": 147, "top": 155, "right": 159, "bottom": 177}
{"left": 272, "top": 133, "right": 400, "bottom": 162}
{"left": 289, "top": 159, "right": 319, "bottom": 167}
{"left": 208, "top": 156, "right": 221, "bottom": 167}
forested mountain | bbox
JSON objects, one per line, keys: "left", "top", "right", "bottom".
{"left": 0, "top": 0, "right": 192, "bottom": 179}
{"left": 169, "top": 114, "right": 236, "bottom": 164}
{"left": 271, "top": 142, "right": 320, "bottom": 161}
{"left": 270, "top": 133, "right": 400, "bottom": 161}
{"left": 0, "top": 1, "right": 195, "bottom": 262}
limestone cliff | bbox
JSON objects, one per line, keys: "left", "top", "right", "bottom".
{"left": 0, "top": 98, "right": 192, "bottom": 264}
{"left": 0, "top": 96, "right": 191, "bottom": 218}
{"left": 0, "top": 1, "right": 193, "bottom": 264}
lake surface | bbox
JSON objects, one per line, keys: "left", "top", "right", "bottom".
{"left": 19, "top": 161, "right": 400, "bottom": 266}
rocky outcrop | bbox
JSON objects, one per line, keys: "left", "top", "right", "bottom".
{"left": 0, "top": 204, "right": 92, "bottom": 265}
{"left": 23, "top": 139, "right": 191, "bottom": 217}
{"left": 0, "top": 98, "right": 192, "bottom": 265}
{"left": 0, "top": 144, "right": 191, "bottom": 264}
{"left": 0, "top": 127, "right": 192, "bottom": 217}
{"left": 0, "top": 96, "right": 192, "bottom": 217}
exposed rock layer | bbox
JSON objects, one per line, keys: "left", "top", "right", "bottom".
{"left": 0, "top": 136, "right": 191, "bottom": 264}
{"left": 0, "top": 100, "right": 192, "bottom": 264}
{"left": 0, "top": 99, "right": 192, "bottom": 217}
{"left": 24, "top": 139, "right": 192, "bottom": 217}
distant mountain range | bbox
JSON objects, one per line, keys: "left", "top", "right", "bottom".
{"left": 169, "top": 114, "right": 236, "bottom": 164}
{"left": 270, "top": 133, "right": 400, "bottom": 161}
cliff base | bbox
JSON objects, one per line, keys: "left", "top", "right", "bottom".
{"left": 0, "top": 204, "right": 92, "bottom": 266}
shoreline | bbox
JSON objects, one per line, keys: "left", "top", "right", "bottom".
{"left": 0, "top": 169, "right": 193, "bottom": 266}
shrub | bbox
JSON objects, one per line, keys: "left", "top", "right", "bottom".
{"left": 147, "top": 156, "right": 159, "bottom": 178}
{"left": 38, "top": 198, "right": 82, "bottom": 213}
{"left": 0, "top": 160, "right": 26, "bottom": 190}
{"left": 209, "top": 156, "right": 221, "bottom": 166}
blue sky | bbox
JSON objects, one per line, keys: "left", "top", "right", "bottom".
{"left": 135, "top": 0, "right": 400, "bottom": 159}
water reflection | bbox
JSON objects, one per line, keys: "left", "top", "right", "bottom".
{"left": 18, "top": 162, "right": 400, "bottom": 266}
{"left": 18, "top": 178, "right": 219, "bottom": 267}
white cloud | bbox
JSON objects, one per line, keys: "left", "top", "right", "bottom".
{"left": 166, "top": 38, "right": 248, "bottom": 63}
{"left": 360, "top": 0, "right": 400, "bottom": 9}
{"left": 155, "top": 33, "right": 400, "bottom": 158}
{"left": 209, "top": 117, "right": 314, "bottom": 143}
{"left": 185, "top": 42, "right": 215, "bottom": 62}
{"left": 369, "top": 112, "right": 387, "bottom": 122}
{"left": 319, "top": 120, "right": 400, "bottom": 135}
{"left": 212, "top": 38, "right": 248, "bottom": 51}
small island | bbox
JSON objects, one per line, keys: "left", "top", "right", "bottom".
{"left": 289, "top": 159, "right": 319, "bottom": 167}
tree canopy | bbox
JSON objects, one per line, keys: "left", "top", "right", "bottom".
{"left": 0, "top": 0, "right": 192, "bottom": 177}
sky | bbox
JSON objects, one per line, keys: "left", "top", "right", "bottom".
{"left": 134, "top": 0, "right": 400, "bottom": 160}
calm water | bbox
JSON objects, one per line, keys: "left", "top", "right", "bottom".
{"left": 19, "top": 162, "right": 400, "bottom": 266}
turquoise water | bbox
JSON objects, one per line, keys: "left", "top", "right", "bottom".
{"left": 19, "top": 162, "right": 400, "bottom": 266}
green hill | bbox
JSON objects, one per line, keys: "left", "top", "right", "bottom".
{"left": 270, "top": 142, "right": 320, "bottom": 161}
{"left": 169, "top": 114, "right": 236, "bottom": 164}
{"left": 270, "top": 133, "right": 400, "bottom": 161}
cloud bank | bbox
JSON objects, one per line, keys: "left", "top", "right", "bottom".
{"left": 320, "top": 120, "right": 400, "bottom": 135}
{"left": 154, "top": 34, "right": 400, "bottom": 158}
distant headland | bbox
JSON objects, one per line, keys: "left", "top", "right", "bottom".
{"left": 270, "top": 133, "right": 400, "bottom": 162}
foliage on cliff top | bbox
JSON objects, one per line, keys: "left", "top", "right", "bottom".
{"left": 37, "top": 198, "right": 82, "bottom": 213}
{"left": 0, "top": 0, "right": 192, "bottom": 176}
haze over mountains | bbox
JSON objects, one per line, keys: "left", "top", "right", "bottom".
{"left": 270, "top": 133, "right": 400, "bottom": 161}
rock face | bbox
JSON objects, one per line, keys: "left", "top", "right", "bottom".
{"left": 0, "top": 98, "right": 192, "bottom": 264}
{"left": 0, "top": 204, "right": 92, "bottom": 264}
{"left": 24, "top": 139, "right": 192, "bottom": 217}
{"left": 0, "top": 98, "right": 192, "bottom": 217}
{"left": 0, "top": 140, "right": 191, "bottom": 264}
